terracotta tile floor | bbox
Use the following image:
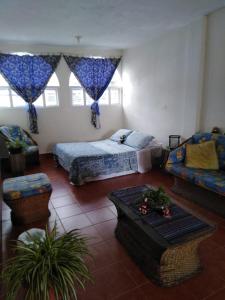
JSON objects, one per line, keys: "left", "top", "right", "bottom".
{"left": 1, "top": 155, "right": 225, "bottom": 300}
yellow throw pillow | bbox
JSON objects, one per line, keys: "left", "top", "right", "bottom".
{"left": 185, "top": 140, "right": 219, "bottom": 170}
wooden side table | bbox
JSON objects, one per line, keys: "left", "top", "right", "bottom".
{"left": 10, "top": 153, "right": 25, "bottom": 176}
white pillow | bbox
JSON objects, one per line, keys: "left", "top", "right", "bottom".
{"left": 124, "top": 131, "right": 154, "bottom": 149}
{"left": 110, "top": 129, "right": 133, "bottom": 142}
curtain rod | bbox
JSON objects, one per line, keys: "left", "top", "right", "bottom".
{"left": 0, "top": 51, "right": 122, "bottom": 59}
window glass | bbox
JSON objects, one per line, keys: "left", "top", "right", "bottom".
{"left": 99, "top": 90, "right": 109, "bottom": 105}
{"left": 69, "top": 71, "right": 122, "bottom": 107}
{"left": 0, "top": 74, "right": 9, "bottom": 86}
{"left": 11, "top": 52, "right": 33, "bottom": 56}
{"left": 72, "top": 89, "right": 84, "bottom": 106}
{"left": 47, "top": 73, "right": 59, "bottom": 86}
{"left": 69, "top": 73, "right": 81, "bottom": 87}
{"left": 0, "top": 89, "right": 11, "bottom": 107}
{"left": 0, "top": 72, "right": 59, "bottom": 108}
{"left": 35, "top": 95, "right": 44, "bottom": 107}
{"left": 45, "top": 89, "right": 58, "bottom": 106}
{"left": 85, "top": 93, "right": 93, "bottom": 106}
{"left": 110, "top": 88, "right": 120, "bottom": 104}
{"left": 110, "top": 70, "right": 122, "bottom": 87}
{"left": 70, "top": 73, "right": 85, "bottom": 106}
{"left": 11, "top": 91, "right": 25, "bottom": 107}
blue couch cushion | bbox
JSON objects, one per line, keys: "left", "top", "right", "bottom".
{"left": 166, "top": 163, "right": 196, "bottom": 183}
{"left": 167, "top": 144, "right": 186, "bottom": 164}
{"left": 194, "top": 170, "right": 225, "bottom": 196}
{"left": 167, "top": 163, "right": 225, "bottom": 196}
{"left": 3, "top": 173, "right": 52, "bottom": 201}
{"left": 192, "top": 133, "right": 213, "bottom": 144}
{"left": 0, "top": 125, "right": 22, "bottom": 142}
{"left": 0, "top": 125, "right": 34, "bottom": 146}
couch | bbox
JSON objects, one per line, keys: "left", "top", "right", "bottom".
{"left": 166, "top": 133, "right": 225, "bottom": 217}
{"left": 0, "top": 125, "right": 40, "bottom": 174}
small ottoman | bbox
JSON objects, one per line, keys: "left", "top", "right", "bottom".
{"left": 3, "top": 173, "right": 52, "bottom": 225}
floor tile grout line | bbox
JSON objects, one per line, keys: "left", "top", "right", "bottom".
{"left": 56, "top": 211, "right": 90, "bottom": 222}
{"left": 91, "top": 258, "right": 137, "bottom": 276}
{"left": 50, "top": 192, "right": 76, "bottom": 200}
{"left": 51, "top": 200, "right": 81, "bottom": 209}
{"left": 52, "top": 198, "right": 117, "bottom": 211}
{"left": 55, "top": 220, "right": 117, "bottom": 243}
{"left": 202, "top": 285, "right": 225, "bottom": 300}
{"left": 51, "top": 207, "right": 65, "bottom": 231}
{"left": 111, "top": 281, "right": 152, "bottom": 300}
{"left": 84, "top": 212, "right": 116, "bottom": 226}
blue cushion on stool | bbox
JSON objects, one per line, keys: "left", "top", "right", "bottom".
{"left": 3, "top": 173, "right": 52, "bottom": 201}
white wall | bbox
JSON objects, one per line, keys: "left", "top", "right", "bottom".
{"left": 0, "top": 44, "right": 123, "bottom": 153}
{"left": 1, "top": 7, "right": 225, "bottom": 153}
{"left": 201, "top": 7, "right": 225, "bottom": 132}
{"left": 122, "top": 17, "right": 206, "bottom": 146}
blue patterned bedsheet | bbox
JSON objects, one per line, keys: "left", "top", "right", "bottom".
{"left": 53, "top": 139, "right": 138, "bottom": 185}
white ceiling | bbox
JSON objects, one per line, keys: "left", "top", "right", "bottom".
{"left": 0, "top": 0, "right": 225, "bottom": 49}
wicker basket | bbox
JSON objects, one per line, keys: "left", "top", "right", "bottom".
{"left": 159, "top": 234, "right": 212, "bottom": 287}
{"left": 4, "top": 191, "right": 52, "bottom": 225}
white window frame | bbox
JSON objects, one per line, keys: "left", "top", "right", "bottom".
{"left": 70, "top": 73, "right": 122, "bottom": 107}
{"left": 37, "top": 87, "right": 60, "bottom": 108}
{"left": 71, "top": 86, "right": 85, "bottom": 106}
{"left": 108, "top": 87, "right": 122, "bottom": 105}
{"left": 0, "top": 86, "right": 13, "bottom": 107}
{"left": 0, "top": 74, "right": 60, "bottom": 109}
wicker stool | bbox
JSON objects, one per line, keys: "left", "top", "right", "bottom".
{"left": 3, "top": 173, "right": 52, "bottom": 225}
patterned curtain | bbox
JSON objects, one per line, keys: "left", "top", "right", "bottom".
{"left": 0, "top": 54, "right": 61, "bottom": 133}
{"left": 64, "top": 56, "right": 121, "bottom": 128}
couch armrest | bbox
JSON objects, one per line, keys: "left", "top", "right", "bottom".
{"left": 166, "top": 137, "right": 192, "bottom": 168}
{"left": 22, "top": 128, "right": 38, "bottom": 146}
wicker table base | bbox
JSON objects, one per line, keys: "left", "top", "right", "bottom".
{"left": 116, "top": 219, "right": 211, "bottom": 287}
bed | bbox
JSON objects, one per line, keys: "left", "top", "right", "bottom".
{"left": 53, "top": 130, "right": 162, "bottom": 185}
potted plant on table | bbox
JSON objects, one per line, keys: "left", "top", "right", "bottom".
{"left": 140, "top": 186, "right": 172, "bottom": 217}
{"left": 7, "top": 139, "right": 26, "bottom": 155}
{"left": 2, "top": 225, "right": 92, "bottom": 300}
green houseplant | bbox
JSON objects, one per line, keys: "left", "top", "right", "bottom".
{"left": 2, "top": 225, "right": 92, "bottom": 300}
{"left": 7, "top": 138, "right": 27, "bottom": 154}
{"left": 142, "top": 186, "right": 171, "bottom": 209}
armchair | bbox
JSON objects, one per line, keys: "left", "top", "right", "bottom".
{"left": 0, "top": 125, "right": 40, "bottom": 168}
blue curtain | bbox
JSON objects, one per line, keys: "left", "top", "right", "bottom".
{"left": 64, "top": 56, "right": 121, "bottom": 128}
{"left": 0, "top": 54, "right": 61, "bottom": 133}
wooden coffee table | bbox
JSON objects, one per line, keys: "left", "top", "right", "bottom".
{"left": 109, "top": 185, "right": 215, "bottom": 287}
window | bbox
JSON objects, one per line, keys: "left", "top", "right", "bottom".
{"left": 69, "top": 70, "right": 122, "bottom": 106}
{"left": 0, "top": 72, "right": 60, "bottom": 108}
{"left": 35, "top": 73, "right": 60, "bottom": 107}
